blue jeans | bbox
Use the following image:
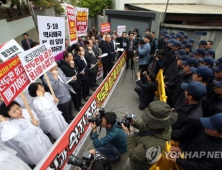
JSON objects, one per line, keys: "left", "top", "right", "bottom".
{"left": 97, "top": 144, "right": 120, "bottom": 160}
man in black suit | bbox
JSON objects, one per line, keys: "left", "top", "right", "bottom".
{"left": 21, "top": 33, "right": 33, "bottom": 51}
{"left": 60, "top": 51, "right": 83, "bottom": 111}
{"left": 126, "top": 32, "right": 137, "bottom": 70}
{"left": 84, "top": 40, "right": 99, "bottom": 91}
{"left": 75, "top": 46, "right": 91, "bottom": 101}
{"left": 98, "top": 34, "right": 115, "bottom": 79}
{"left": 116, "top": 32, "right": 128, "bottom": 57}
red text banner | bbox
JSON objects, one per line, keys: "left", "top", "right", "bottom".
{"left": 66, "top": 4, "right": 77, "bottom": 45}
{"left": 0, "top": 56, "right": 30, "bottom": 105}
{"left": 101, "top": 23, "right": 111, "bottom": 33}
{"left": 35, "top": 52, "right": 127, "bottom": 170}
{"left": 75, "top": 7, "right": 89, "bottom": 37}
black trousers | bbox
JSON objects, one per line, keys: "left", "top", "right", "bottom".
{"left": 126, "top": 51, "right": 134, "bottom": 67}
{"left": 57, "top": 99, "right": 73, "bottom": 123}
{"left": 102, "top": 62, "right": 113, "bottom": 79}
{"left": 89, "top": 72, "right": 97, "bottom": 88}
{"left": 81, "top": 79, "right": 90, "bottom": 98}
{"left": 134, "top": 87, "right": 147, "bottom": 110}
{"left": 69, "top": 81, "right": 81, "bottom": 110}
{"left": 139, "top": 64, "right": 148, "bottom": 83}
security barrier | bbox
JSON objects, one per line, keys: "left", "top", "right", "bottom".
{"left": 155, "top": 69, "right": 167, "bottom": 102}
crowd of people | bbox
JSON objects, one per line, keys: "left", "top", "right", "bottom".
{"left": 1, "top": 25, "right": 222, "bottom": 170}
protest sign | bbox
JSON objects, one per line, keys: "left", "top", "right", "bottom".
{"left": 37, "top": 16, "right": 65, "bottom": 60}
{"left": 34, "top": 52, "right": 127, "bottom": 170}
{"left": 66, "top": 4, "right": 78, "bottom": 45}
{"left": 96, "top": 61, "right": 103, "bottom": 80}
{"left": 76, "top": 7, "right": 89, "bottom": 36}
{"left": 117, "top": 25, "right": 126, "bottom": 36}
{"left": 101, "top": 23, "right": 111, "bottom": 33}
{"left": 0, "top": 39, "right": 24, "bottom": 62}
{"left": 18, "top": 43, "right": 56, "bottom": 82}
{"left": 0, "top": 56, "right": 30, "bottom": 105}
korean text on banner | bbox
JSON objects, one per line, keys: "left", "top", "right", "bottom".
{"left": 37, "top": 16, "right": 65, "bottom": 59}
{"left": 18, "top": 43, "right": 56, "bottom": 82}
{"left": 34, "top": 52, "right": 127, "bottom": 170}
{"left": 0, "top": 39, "right": 24, "bottom": 62}
{"left": 96, "top": 61, "right": 103, "bottom": 80}
{"left": 101, "top": 23, "right": 111, "bottom": 33}
{"left": 0, "top": 56, "right": 31, "bottom": 105}
{"left": 76, "top": 7, "right": 89, "bottom": 36}
{"left": 66, "top": 4, "right": 77, "bottom": 45}
{"left": 117, "top": 25, "right": 126, "bottom": 36}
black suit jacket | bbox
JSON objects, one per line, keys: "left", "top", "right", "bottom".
{"left": 116, "top": 37, "right": 128, "bottom": 49}
{"left": 75, "top": 55, "right": 90, "bottom": 80}
{"left": 85, "top": 48, "right": 98, "bottom": 73}
{"left": 21, "top": 38, "right": 33, "bottom": 51}
{"left": 126, "top": 39, "right": 137, "bottom": 52}
{"left": 98, "top": 40, "right": 115, "bottom": 64}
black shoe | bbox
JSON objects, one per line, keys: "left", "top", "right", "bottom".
{"left": 80, "top": 103, "right": 84, "bottom": 107}
{"left": 83, "top": 97, "right": 88, "bottom": 101}
{"left": 88, "top": 93, "right": 92, "bottom": 96}
{"left": 91, "top": 87, "right": 96, "bottom": 91}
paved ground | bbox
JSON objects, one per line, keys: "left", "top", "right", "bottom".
{"left": 69, "top": 62, "right": 145, "bottom": 170}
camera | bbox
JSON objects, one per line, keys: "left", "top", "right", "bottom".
{"left": 116, "top": 113, "right": 136, "bottom": 129}
{"left": 88, "top": 108, "right": 105, "bottom": 126}
{"left": 68, "top": 151, "right": 93, "bottom": 170}
{"left": 138, "top": 39, "right": 145, "bottom": 45}
{"left": 152, "top": 49, "right": 165, "bottom": 59}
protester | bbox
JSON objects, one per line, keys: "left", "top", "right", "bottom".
{"left": 0, "top": 101, "right": 52, "bottom": 165}
{"left": 126, "top": 32, "right": 137, "bottom": 70}
{"left": 122, "top": 101, "right": 178, "bottom": 170}
{"left": 89, "top": 25, "right": 98, "bottom": 38}
{"left": 44, "top": 64, "right": 75, "bottom": 123}
{"left": 116, "top": 32, "right": 128, "bottom": 56}
{"left": 28, "top": 82, "right": 68, "bottom": 140}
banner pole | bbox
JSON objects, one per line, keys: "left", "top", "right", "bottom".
{"left": 20, "top": 91, "right": 34, "bottom": 119}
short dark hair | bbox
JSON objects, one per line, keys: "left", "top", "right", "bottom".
{"left": 95, "top": 35, "right": 100, "bottom": 40}
{"left": 84, "top": 40, "right": 89, "bottom": 45}
{"left": 0, "top": 101, "right": 21, "bottom": 118}
{"left": 30, "top": 42, "right": 39, "bottom": 48}
{"left": 91, "top": 159, "right": 111, "bottom": 170}
{"left": 148, "top": 72, "right": 156, "bottom": 81}
{"left": 145, "top": 29, "right": 150, "bottom": 32}
{"left": 28, "top": 82, "right": 42, "bottom": 97}
{"left": 75, "top": 45, "right": 81, "bottom": 53}
{"left": 134, "top": 28, "right": 138, "bottom": 33}
{"left": 122, "top": 32, "right": 127, "bottom": 34}
{"left": 103, "top": 112, "right": 117, "bottom": 126}
{"left": 63, "top": 51, "right": 70, "bottom": 60}
{"left": 207, "top": 40, "right": 213, "bottom": 45}
{"left": 23, "top": 33, "right": 28, "bottom": 36}
{"left": 129, "top": 32, "right": 134, "bottom": 36}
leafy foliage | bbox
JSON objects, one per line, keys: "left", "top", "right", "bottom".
{"left": 78, "top": 0, "right": 113, "bottom": 17}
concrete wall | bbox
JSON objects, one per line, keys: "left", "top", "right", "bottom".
{"left": 198, "top": 0, "right": 222, "bottom": 6}
{"left": 0, "top": 16, "right": 38, "bottom": 45}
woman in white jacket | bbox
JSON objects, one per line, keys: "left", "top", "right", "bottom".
{"left": 28, "top": 82, "right": 68, "bottom": 140}
{"left": 0, "top": 101, "right": 52, "bottom": 165}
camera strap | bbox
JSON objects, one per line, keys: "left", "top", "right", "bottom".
{"left": 90, "top": 126, "right": 102, "bottom": 140}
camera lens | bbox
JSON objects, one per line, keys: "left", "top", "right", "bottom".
{"left": 68, "top": 155, "right": 83, "bottom": 166}
{"left": 88, "top": 117, "right": 96, "bottom": 123}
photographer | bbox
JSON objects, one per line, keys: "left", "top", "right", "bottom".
{"left": 68, "top": 149, "right": 111, "bottom": 170}
{"left": 134, "top": 71, "right": 156, "bottom": 110}
{"left": 147, "top": 49, "right": 166, "bottom": 75}
{"left": 121, "top": 101, "right": 178, "bottom": 170}
{"left": 90, "top": 112, "right": 127, "bottom": 163}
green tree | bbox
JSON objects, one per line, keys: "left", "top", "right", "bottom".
{"left": 78, "top": 0, "right": 113, "bottom": 17}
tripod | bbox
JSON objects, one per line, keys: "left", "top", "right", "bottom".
{"left": 122, "top": 58, "right": 137, "bottom": 84}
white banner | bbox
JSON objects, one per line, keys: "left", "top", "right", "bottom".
{"left": 0, "top": 39, "right": 24, "bottom": 62}
{"left": 117, "top": 25, "right": 126, "bottom": 36}
{"left": 37, "top": 16, "right": 65, "bottom": 58}
{"left": 18, "top": 42, "right": 56, "bottom": 82}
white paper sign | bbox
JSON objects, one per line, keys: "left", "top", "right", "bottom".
{"left": 0, "top": 39, "right": 24, "bottom": 61}
{"left": 37, "top": 16, "right": 65, "bottom": 58}
{"left": 18, "top": 42, "right": 56, "bottom": 82}
{"left": 117, "top": 25, "right": 126, "bottom": 36}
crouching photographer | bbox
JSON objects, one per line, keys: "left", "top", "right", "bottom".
{"left": 121, "top": 101, "right": 178, "bottom": 170}
{"left": 89, "top": 109, "right": 127, "bottom": 163}
{"left": 68, "top": 149, "right": 111, "bottom": 170}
